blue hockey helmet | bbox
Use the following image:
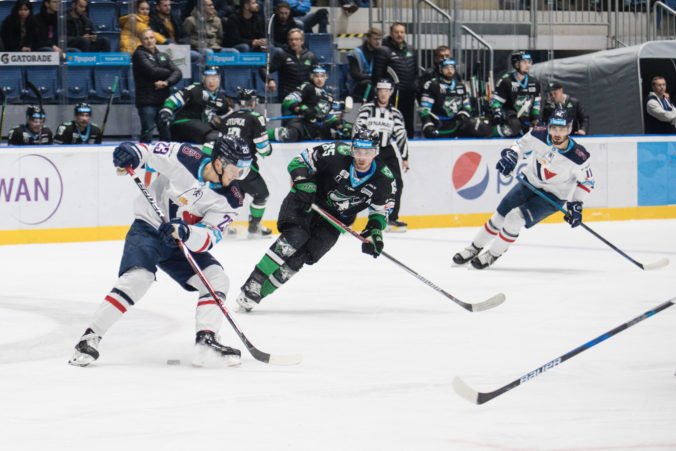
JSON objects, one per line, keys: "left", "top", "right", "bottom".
{"left": 211, "top": 135, "right": 253, "bottom": 180}
{"left": 351, "top": 128, "right": 380, "bottom": 158}
{"left": 74, "top": 102, "right": 92, "bottom": 116}
{"left": 548, "top": 108, "right": 572, "bottom": 127}
{"left": 26, "top": 105, "right": 45, "bottom": 121}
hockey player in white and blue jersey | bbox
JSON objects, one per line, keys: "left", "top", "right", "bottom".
{"left": 69, "top": 136, "right": 253, "bottom": 367}
{"left": 453, "top": 109, "right": 595, "bottom": 269}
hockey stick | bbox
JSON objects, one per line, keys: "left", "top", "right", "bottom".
{"left": 268, "top": 115, "right": 296, "bottom": 121}
{"left": 125, "top": 166, "right": 302, "bottom": 366}
{"left": 453, "top": 297, "right": 675, "bottom": 405}
{"left": 95, "top": 76, "right": 119, "bottom": 144}
{"left": 0, "top": 89, "right": 6, "bottom": 145}
{"left": 310, "top": 204, "right": 506, "bottom": 312}
{"left": 264, "top": 13, "right": 275, "bottom": 120}
{"left": 24, "top": 79, "right": 44, "bottom": 144}
{"left": 386, "top": 66, "right": 400, "bottom": 109}
{"left": 516, "top": 174, "right": 669, "bottom": 270}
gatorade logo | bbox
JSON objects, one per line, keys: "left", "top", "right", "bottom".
{"left": 452, "top": 151, "right": 489, "bottom": 200}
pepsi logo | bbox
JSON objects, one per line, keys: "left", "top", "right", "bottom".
{"left": 452, "top": 151, "right": 489, "bottom": 200}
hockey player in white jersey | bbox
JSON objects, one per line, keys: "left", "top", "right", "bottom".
{"left": 69, "top": 136, "right": 253, "bottom": 367}
{"left": 453, "top": 109, "right": 594, "bottom": 269}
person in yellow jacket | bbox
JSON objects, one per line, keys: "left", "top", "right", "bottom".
{"left": 119, "top": 0, "right": 166, "bottom": 54}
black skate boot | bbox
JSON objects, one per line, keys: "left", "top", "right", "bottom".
{"left": 470, "top": 251, "right": 500, "bottom": 270}
{"left": 68, "top": 328, "right": 101, "bottom": 367}
{"left": 248, "top": 215, "right": 272, "bottom": 238}
{"left": 453, "top": 243, "right": 483, "bottom": 265}
{"left": 386, "top": 218, "right": 407, "bottom": 233}
{"left": 193, "top": 330, "right": 241, "bottom": 367}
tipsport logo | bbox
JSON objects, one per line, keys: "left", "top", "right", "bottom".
{"left": 452, "top": 152, "right": 489, "bottom": 200}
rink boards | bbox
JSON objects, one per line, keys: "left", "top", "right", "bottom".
{"left": 1, "top": 136, "right": 675, "bottom": 245}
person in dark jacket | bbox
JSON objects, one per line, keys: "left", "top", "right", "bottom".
{"left": 66, "top": 0, "right": 110, "bottom": 52}
{"left": 132, "top": 28, "right": 183, "bottom": 143}
{"left": 1, "top": 0, "right": 39, "bottom": 51}
{"left": 54, "top": 103, "right": 102, "bottom": 144}
{"left": 259, "top": 28, "right": 318, "bottom": 103}
{"left": 35, "top": 0, "right": 63, "bottom": 53}
{"left": 223, "top": 0, "right": 266, "bottom": 53}
{"left": 542, "top": 82, "right": 590, "bottom": 135}
{"left": 372, "top": 22, "right": 419, "bottom": 138}
{"left": 149, "top": 0, "right": 187, "bottom": 44}
{"left": 270, "top": 2, "right": 297, "bottom": 50}
{"left": 347, "top": 26, "right": 381, "bottom": 102}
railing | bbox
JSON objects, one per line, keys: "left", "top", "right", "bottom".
{"left": 652, "top": 1, "right": 676, "bottom": 41}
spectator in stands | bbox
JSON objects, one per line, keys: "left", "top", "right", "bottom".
{"left": 54, "top": 103, "right": 103, "bottom": 144}
{"left": 224, "top": 0, "right": 267, "bottom": 53}
{"left": 66, "top": 0, "right": 111, "bottom": 52}
{"left": 119, "top": 1, "right": 167, "bottom": 54}
{"left": 281, "top": 0, "right": 328, "bottom": 33}
{"left": 35, "top": 0, "right": 63, "bottom": 53}
{"left": 417, "top": 45, "right": 452, "bottom": 96}
{"left": 372, "top": 22, "right": 419, "bottom": 138}
{"left": 259, "top": 28, "right": 318, "bottom": 102}
{"left": 8, "top": 105, "right": 53, "bottom": 145}
{"left": 347, "top": 27, "right": 382, "bottom": 102}
{"left": 644, "top": 75, "right": 676, "bottom": 134}
{"left": 149, "top": 0, "right": 187, "bottom": 44}
{"left": 132, "top": 28, "right": 182, "bottom": 143}
{"left": 1, "top": 0, "right": 39, "bottom": 52}
{"left": 183, "top": 0, "right": 224, "bottom": 62}
{"left": 542, "top": 81, "right": 589, "bottom": 135}
{"left": 271, "top": 2, "right": 298, "bottom": 50}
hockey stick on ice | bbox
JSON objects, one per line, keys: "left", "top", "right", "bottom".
{"left": 311, "top": 204, "right": 505, "bottom": 312}
{"left": 516, "top": 174, "right": 669, "bottom": 270}
{"left": 95, "top": 76, "right": 119, "bottom": 144}
{"left": 125, "top": 167, "right": 302, "bottom": 366}
{"left": 453, "top": 297, "right": 675, "bottom": 404}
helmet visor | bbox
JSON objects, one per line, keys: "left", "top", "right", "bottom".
{"left": 223, "top": 159, "right": 252, "bottom": 180}
{"left": 351, "top": 139, "right": 377, "bottom": 159}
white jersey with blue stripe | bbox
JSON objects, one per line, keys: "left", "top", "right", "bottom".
{"left": 130, "top": 142, "right": 243, "bottom": 253}
{"left": 511, "top": 129, "right": 594, "bottom": 202}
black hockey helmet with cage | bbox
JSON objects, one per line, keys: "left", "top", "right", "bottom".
{"left": 510, "top": 50, "right": 532, "bottom": 67}
{"left": 237, "top": 88, "right": 257, "bottom": 105}
{"left": 203, "top": 66, "right": 220, "bottom": 77}
{"left": 351, "top": 128, "right": 380, "bottom": 157}
{"left": 211, "top": 135, "right": 253, "bottom": 180}
{"left": 74, "top": 102, "right": 92, "bottom": 116}
{"left": 26, "top": 105, "right": 45, "bottom": 121}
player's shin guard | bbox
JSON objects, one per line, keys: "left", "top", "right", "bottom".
{"left": 472, "top": 209, "right": 524, "bottom": 269}
{"left": 190, "top": 265, "right": 229, "bottom": 333}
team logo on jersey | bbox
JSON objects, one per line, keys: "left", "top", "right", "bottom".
{"left": 327, "top": 191, "right": 362, "bottom": 211}
{"left": 452, "top": 151, "right": 489, "bottom": 200}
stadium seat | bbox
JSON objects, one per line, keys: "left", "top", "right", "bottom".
{"left": 222, "top": 66, "right": 254, "bottom": 98}
{"left": 0, "top": 2, "right": 14, "bottom": 20}
{"left": 97, "top": 31, "right": 121, "bottom": 52}
{"left": 305, "top": 33, "right": 334, "bottom": 65}
{"left": 64, "top": 66, "right": 95, "bottom": 100}
{"left": 0, "top": 67, "right": 25, "bottom": 103}
{"left": 23, "top": 66, "right": 61, "bottom": 102}
{"left": 254, "top": 69, "right": 277, "bottom": 99}
{"left": 88, "top": 2, "right": 119, "bottom": 32}
{"left": 93, "top": 66, "right": 129, "bottom": 101}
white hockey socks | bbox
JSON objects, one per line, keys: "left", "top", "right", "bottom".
{"left": 90, "top": 267, "right": 154, "bottom": 337}
{"left": 473, "top": 212, "right": 505, "bottom": 249}
{"left": 487, "top": 208, "right": 525, "bottom": 257}
{"left": 189, "top": 265, "right": 229, "bottom": 333}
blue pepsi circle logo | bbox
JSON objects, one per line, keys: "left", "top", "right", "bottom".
{"left": 452, "top": 151, "right": 489, "bottom": 200}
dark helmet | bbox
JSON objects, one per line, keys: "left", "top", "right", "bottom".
{"left": 237, "top": 88, "right": 257, "bottom": 105}
{"left": 375, "top": 78, "right": 394, "bottom": 91}
{"left": 26, "top": 105, "right": 45, "bottom": 121}
{"left": 548, "top": 108, "right": 572, "bottom": 128}
{"left": 211, "top": 135, "right": 253, "bottom": 180}
{"left": 203, "top": 66, "right": 220, "bottom": 77}
{"left": 74, "top": 102, "right": 92, "bottom": 116}
{"left": 510, "top": 50, "right": 532, "bottom": 67}
{"left": 351, "top": 127, "right": 380, "bottom": 157}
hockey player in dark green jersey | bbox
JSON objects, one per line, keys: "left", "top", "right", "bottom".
{"left": 234, "top": 128, "right": 396, "bottom": 312}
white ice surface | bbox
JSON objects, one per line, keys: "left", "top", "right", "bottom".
{"left": 1, "top": 220, "right": 675, "bottom": 450}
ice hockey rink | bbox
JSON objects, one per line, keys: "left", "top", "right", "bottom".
{"left": 1, "top": 219, "right": 675, "bottom": 450}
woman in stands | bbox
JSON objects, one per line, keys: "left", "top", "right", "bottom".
{"left": 1, "top": 0, "right": 39, "bottom": 51}
{"left": 119, "top": 0, "right": 167, "bottom": 54}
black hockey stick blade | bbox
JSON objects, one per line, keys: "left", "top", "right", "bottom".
{"left": 125, "top": 166, "right": 302, "bottom": 366}
{"left": 310, "top": 204, "right": 505, "bottom": 312}
{"left": 516, "top": 174, "right": 669, "bottom": 271}
{"left": 453, "top": 298, "right": 675, "bottom": 405}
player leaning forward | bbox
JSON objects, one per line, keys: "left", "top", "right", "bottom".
{"left": 235, "top": 129, "right": 397, "bottom": 312}
{"left": 453, "top": 109, "right": 595, "bottom": 269}
{"left": 69, "top": 136, "right": 253, "bottom": 367}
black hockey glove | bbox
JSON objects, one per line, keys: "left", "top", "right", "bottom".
{"left": 299, "top": 105, "right": 316, "bottom": 121}
{"left": 457, "top": 110, "right": 471, "bottom": 123}
{"left": 158, "top": 218, "right": 191, "bottom": 247}
{"left": 496, "top": 148, "right": 518, "bottom": 176}
{"left": 564, "top": 201, "right": 583, "bottom": 228}
{"left": 491, "top": 110, "right": 505, "bottom": 126}
{"left": 157, "top": 108, "right": 173, "bottom": 141}
{"left": 293, "top": 179, "right": 317, "bottom": 211}
{"left": 361, "top": 227, "right": 384, "bottom": 258}
{"left": 422, "top": 123, "right": 439, "bottom": 139}
{"left": 113, "top": 142, "right": 141, "bottom": 170}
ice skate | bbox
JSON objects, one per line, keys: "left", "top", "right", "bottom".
{"left": 68, "top": 328, "right": 101, "bottom": 367}
{"left": 235, "top": 289, "right": 260, "bottom": 312}
{"left": 385, "top": 219, "right": 407, "bottom": 233}
{"left": 470, "top": 251, "right": 500, "bottom": 270}
{"left": 192, "top": 330, "right": 241, "bottom": 367}
{"left": 248, "top": 216, "right": 272, "bottom": 239}
{"left": 453, "top": 243, "right": 482, "bottom": 265}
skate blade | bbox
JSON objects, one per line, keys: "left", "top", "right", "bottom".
{"left": 247, "top": 232, "right": 273, "bottom": 240}
{"left": 68, "top": 352, "right": 96, "bottom": 367}
{"left": 192, "top": 345, "right": 242, "bottom": 368}
{"left": 385, "top": 226, "right": 407, "bottom": 233}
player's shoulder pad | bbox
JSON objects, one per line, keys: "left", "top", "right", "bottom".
{"left": 563, "top": 141, "right": 590, "bottom": 164}
{"left": 251, "top": 111, "right": 261, "bottom": 117}
{"left": 530, "top": 128, "right": 548, "bottom": 143}
{"left": 62, "top": 121, "right": 73, "bottom": 126}
{"left": 336, "top": 142, "right": 351, "bottom": 156}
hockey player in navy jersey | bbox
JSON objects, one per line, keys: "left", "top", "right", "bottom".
{"left": 453, "top": 109, "right": 595, "bottom": 269}
{"left": 234, "top": 128, "right": 396, "bottom": 312}
{"left": 69, "top": 136, "right": 252, "bottom": 367}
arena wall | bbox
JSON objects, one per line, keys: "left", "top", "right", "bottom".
{"left": 1, "top": 136, "right": 675, "bottom": 245}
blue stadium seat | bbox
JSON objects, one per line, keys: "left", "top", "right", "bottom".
{"left": 254, "top": 69, "right": 277, "bottom": 99}
{"left": 30, "top": 0, "right": 41, "bottom": 14}
{"left": 88, "top": 2, "right": 119, "bottom": 32}
{"left": 170, "top": 78, "right": 191, "bottom": 93}
{"left": 0, "top": 67, "right": 25, "bottom": 103}
{"left": 65, "top": 66, "right": 95, "bottom": 100}
{"left": 97, "top": 31, "right": 120, "bottom": 52}
{"left": 0, "top": 2, "right": 14, "bottom": 20}
{"left": 305, "top": 33, "right": 334, "bottom": 64}
{"left": 93, "top": 66, "right": 129, "bottom": 100}
{"left": 222, "top": 66, "right": 254, "bottom": 98}
{"left": 23, "top": 66, "right": 61, "bottom": 102}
